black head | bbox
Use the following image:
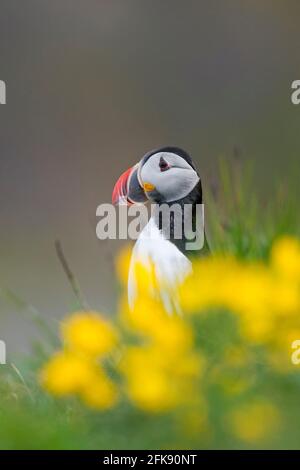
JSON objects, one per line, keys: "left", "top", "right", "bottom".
{"left": 112, "top": 146, "right": 201, "bottom": 205}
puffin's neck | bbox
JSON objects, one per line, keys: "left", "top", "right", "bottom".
{"left": 152, "top": 180, "right": 203, "bottom": 255}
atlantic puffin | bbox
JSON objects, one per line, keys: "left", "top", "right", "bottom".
{"left": 112, "top": 146, "right": 210, "bottom": 312}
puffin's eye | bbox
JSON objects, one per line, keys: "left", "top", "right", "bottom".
{"left": 159, "top": 157, "right": 170, "bottom": 172}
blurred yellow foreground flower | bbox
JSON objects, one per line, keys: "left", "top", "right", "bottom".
{"left": 40, "top": 234, "right": 300, "bottom": 441}
{"left": 271, "top": 236, "right": 300, "bottom": 279}
{"left": 40, "top": 311, "right": 118, "bottom": 410}
{"left": 41, "top": 351, "right": 97, "bottom": 396}
{"left": 179, "top": 236, "right": 300, "bottom": 346}
{"left": 62, "top": 311, "right": 117, "bottom": 358}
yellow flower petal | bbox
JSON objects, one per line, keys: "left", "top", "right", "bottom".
{"left": 61, "top": 311, "right": 117, "bottom": 358}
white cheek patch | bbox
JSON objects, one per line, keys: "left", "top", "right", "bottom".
{"left": 140, "top": 152, "right": 200, "bottom": 202}
{"left": 162, "top": 169, "right": 199, "bottom": 202}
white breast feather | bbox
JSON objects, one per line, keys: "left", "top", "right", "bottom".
{"left": 128, "top": 218, "right": 192, "bottom": 313}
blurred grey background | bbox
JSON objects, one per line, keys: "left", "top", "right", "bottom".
{"left": 0, "top": 0, "right": 300, "bottom": 354}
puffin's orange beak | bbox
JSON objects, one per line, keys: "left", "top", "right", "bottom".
{"left": 112, "top": 167, "right": 134, "bottom": 205}
{"left": 112, "top": 164, "right": 148, "bottom": 206}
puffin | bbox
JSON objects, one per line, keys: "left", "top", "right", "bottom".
{"left": 112, "top": 146, "right": 210, "bottom": 312}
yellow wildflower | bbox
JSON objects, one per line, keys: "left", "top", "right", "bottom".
{"left": 40, "top": 351, "right": 96, "bottom": 396}
{"left": 122, "top": 295, "right": 194, "bottom": 353}
{"left": 119, "top": 343, "right": 202, "bottom": 413}
{"left": 79, "top": 371, "right": 118, "bottom": 410}
{"left": 61, "top": 311, "right": 117, "bottom": 358}
{"left": 272, "top": 279, "right": 300, "bottom": 315}
{"left": 271, "top": 236, "right": 300, "bottom": 280}
{"left": 126, "top": 367, "right": 176, "bottom": 412}
{"left": 115, "top": 244, "right": 132, "bottom": 286}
